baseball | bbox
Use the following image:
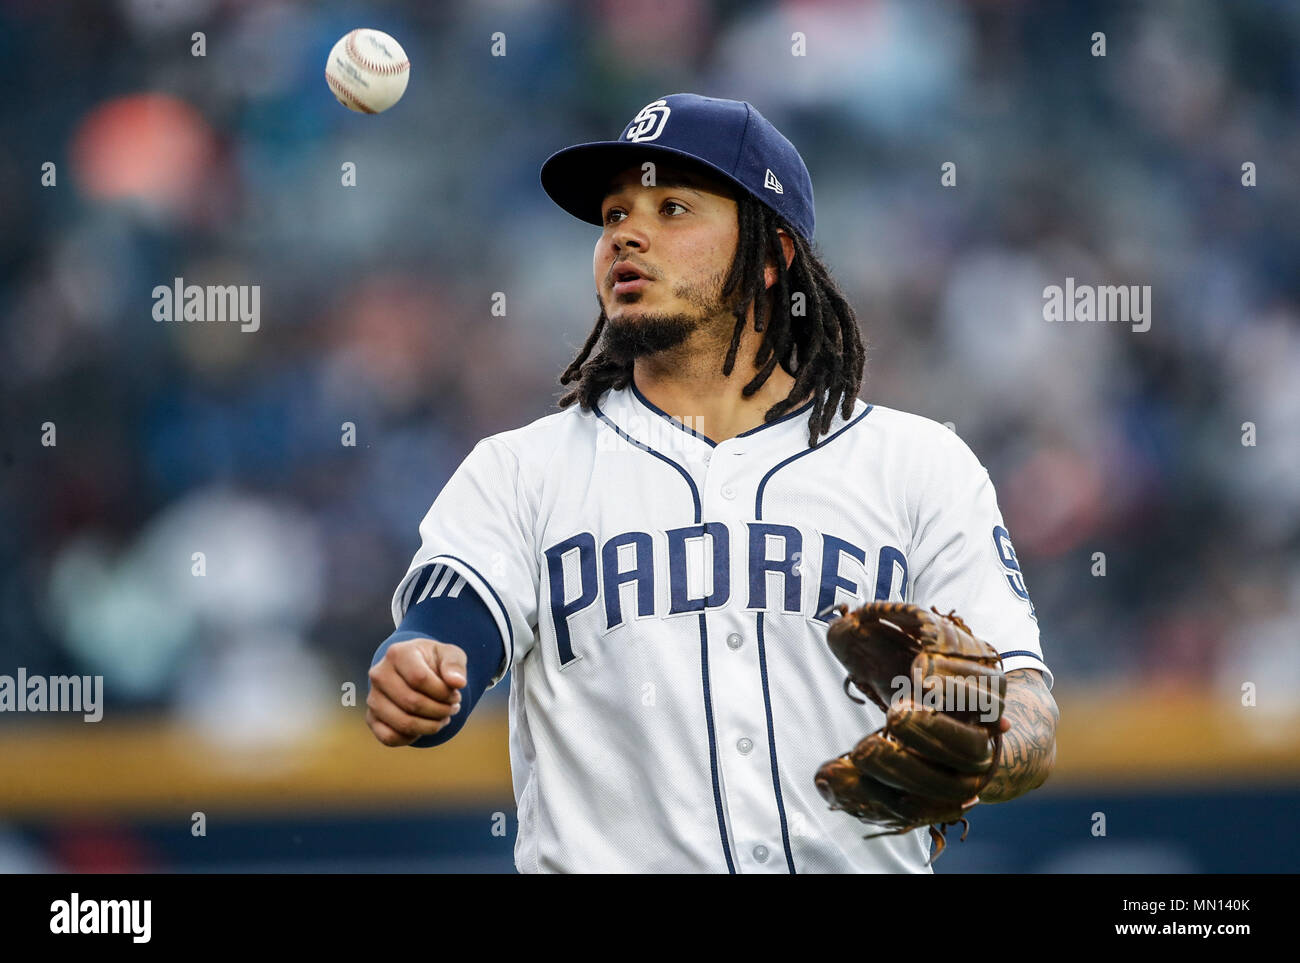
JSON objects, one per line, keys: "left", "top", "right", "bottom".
{"left": 324, "top": 28, "right": 410, "bottom": 114}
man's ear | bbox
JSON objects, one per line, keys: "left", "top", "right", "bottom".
{"left": 764, "top": 229, "right": 796, "bottom": 289}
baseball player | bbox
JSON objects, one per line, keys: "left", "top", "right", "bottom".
{"left": 367, "top": 94, "right": 1058, "bottom": 873}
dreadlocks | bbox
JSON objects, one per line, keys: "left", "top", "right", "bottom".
{"left": 557, "top": 192, "right": 866, "bottom": 448}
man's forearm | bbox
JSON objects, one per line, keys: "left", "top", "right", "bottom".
{"left": 981, "top": 668, "right": 1058, "bottom": 803}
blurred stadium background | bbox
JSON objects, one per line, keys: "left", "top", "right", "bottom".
{"left": 1, "top": 0, "right": 1298, "bottom": 873}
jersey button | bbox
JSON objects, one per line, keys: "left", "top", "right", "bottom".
{"left": 725, "top": 632, "right": 744, "bottom": 650}
{"left": 721, "top": 485, "right": 736, "bottom": 500}
{"left": 736, "top": 737, "right": 754, "bottom": 755}
{"left": 753, "top": 845, "right": 770, "bottom": 863}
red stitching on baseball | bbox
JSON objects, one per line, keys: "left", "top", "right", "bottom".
{"left": 325, "top": 71, "right": 375, "bottom": 114}
{"left": 345, "top": 29, "right": 409, "bottom": 77}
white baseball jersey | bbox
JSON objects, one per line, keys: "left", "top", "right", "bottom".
{"left": 391, "top": 383, "right": 1051, "bottom": 873}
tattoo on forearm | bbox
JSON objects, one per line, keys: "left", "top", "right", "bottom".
{"left": 982, "top": 668, "right": 1059, "bottom": 803}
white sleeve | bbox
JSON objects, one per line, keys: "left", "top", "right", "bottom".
{"left": 390, "top": 437, "right": 540, "bottom": 686}
{"left": 907, "top": 430, "right": 1053, "bottom": 689}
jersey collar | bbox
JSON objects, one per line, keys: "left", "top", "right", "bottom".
{"left": 596, "top": 382, "right": 862, "bottom": 459}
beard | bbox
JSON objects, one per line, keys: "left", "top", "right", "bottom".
{"left": 597, "top": 269, "right": 732, "bottom": 362}
{"left": 600, "top": 310, "right": 699, "bottom": 360}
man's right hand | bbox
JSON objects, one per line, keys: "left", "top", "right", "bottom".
{"left": 366, "top": 638, "right": 468, "bottom": 746}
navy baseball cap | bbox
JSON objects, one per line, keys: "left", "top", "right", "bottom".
{"left": 540, "top": 93, "right": 815, "bottom": 242}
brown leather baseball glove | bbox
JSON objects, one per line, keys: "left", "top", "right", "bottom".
{"left": 814, "top": 602, "right": 1009, "bottom": 862}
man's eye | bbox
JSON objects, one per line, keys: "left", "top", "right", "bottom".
{"left": 603, "top": 201, "right": 685, "bottom": 224}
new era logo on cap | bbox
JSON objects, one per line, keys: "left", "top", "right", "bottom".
{"left": 540, "top": 93, "right": 816, "bottom": 242}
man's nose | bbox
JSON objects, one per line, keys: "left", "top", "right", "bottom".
{"left": 613, "top": 225, "right": 646, "bottom": 251}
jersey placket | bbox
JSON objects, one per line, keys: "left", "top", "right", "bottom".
{"left": 699, "top": 436, "right": 790, "bottom": 873}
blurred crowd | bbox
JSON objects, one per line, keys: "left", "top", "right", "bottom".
{"left": 2, "top": 0, "right": 1299, "bottom": 733}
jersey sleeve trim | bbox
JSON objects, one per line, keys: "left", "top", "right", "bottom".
{"left": 998, "top": 650, "right": 1054, "bottom": 690}
{"left": 392, "top": 553, "right": 517, "bottom": 687}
